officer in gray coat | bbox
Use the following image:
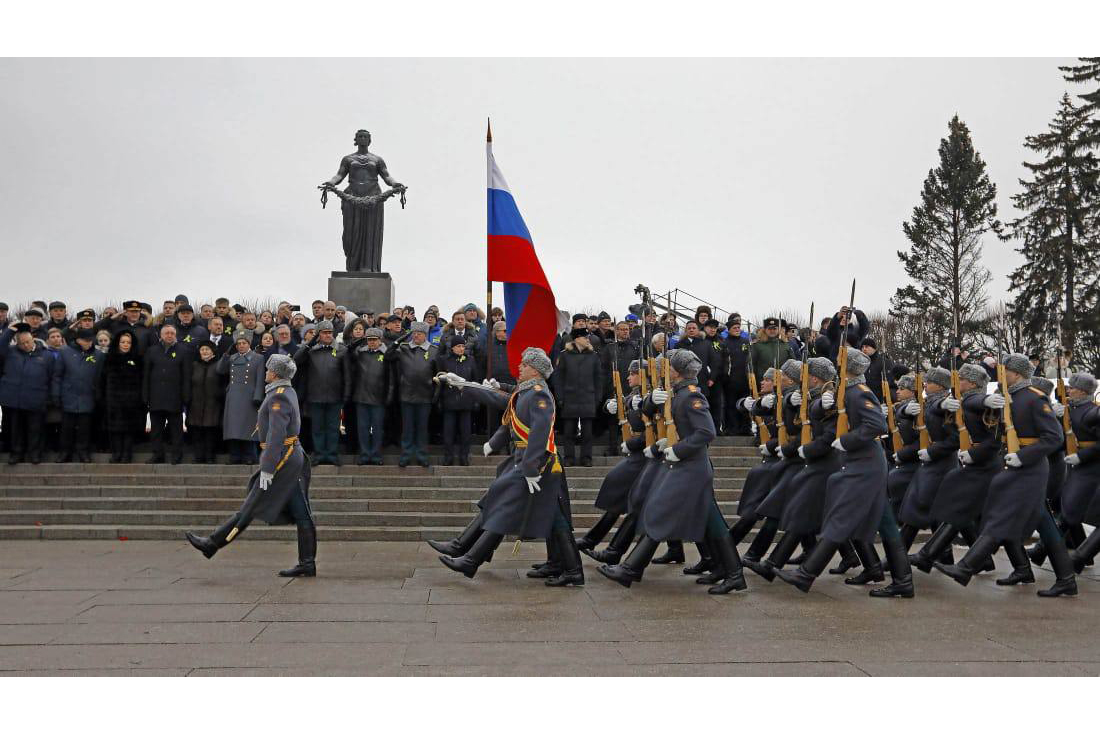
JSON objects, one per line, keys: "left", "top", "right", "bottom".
{"left": 598, "top": 349, "right": 747, "bottom": 594}
{"left": 186, "top": 354, "right": 317, "bottom": 577}
{"left": 776, "top": 347, "right": 888, "bottom": 593}
{"left": 433, "top": 348, "right": 585, "bottom": 587}
{"left": 217, "top": 333, "right": 265, "bottom": 464}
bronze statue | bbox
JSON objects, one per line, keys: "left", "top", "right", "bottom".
{"left": 319, "top": 129, "right": 407, "bottom": 273}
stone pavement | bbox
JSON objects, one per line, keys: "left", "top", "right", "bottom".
{"left": 1, "top": 540, "right": 1099, "bottom": 676}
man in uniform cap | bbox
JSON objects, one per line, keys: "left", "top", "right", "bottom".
{"left": 46, "top": 301, "right": 70, "bottom": 333}
{"left": 1061, "top": 373, "right": 1100, "bottom": 571}
{"left": 186, "top": 353, "right": 317, "bottom": 577}
{"left": 22, "top": 307, "right": 48, "bottom": 341}
{"left": 749, "top": 317, "right": 792, "bottom": 385}
{"left": 62, "top": 309, "right": 97, "bottom": 345}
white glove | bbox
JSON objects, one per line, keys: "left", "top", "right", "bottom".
{"left": 880, "top": 404, "right": 890, "bottom": 417}
{"left": 482, "top": 441, "right": 493, "bottom": 457}
{"left": 1065, "top": 453, "right": 1081, "bottom": 466}
{"left": 942, "top": 397, "right": 961, "bottom": 412}
{"left": 759, "top": 443, "right": 771, "bottom": 457}
{"left": 760, "top": 393, "right": 776, "bottom": 409}
{"left": 743, "top": 397, "right": 757, "bottom": 412}
{"left": 958, "top": 450, "right": 973, "bottom": 465}
{"left": 663, "top": 446, "right": 680, "bottom": 462}
{"left": 831, "top": 438, "right": 846, "bottom": 452}
{"left": 1005, "top": 453, "right": 1022, "bottom": 468}
{"left": 620, "top": 441, "right": 630, "bottom": 455}
{"left": 797, "top": 445, "right": 806, "bottom": 460}
{"left": 1053, "top": 402, "right": 1066, "bottom": 418}
{"left": 918, "top": 448, "right": 932, "bottom": 463}
{"left": 258, "top": 471, "right": 273, "bottom": 491}
{"left": 482, "top": 378, "right": 501, "bottom": 389}
{"left": 440, "top": 371, "right": 467, "bottom": 387}
{"left": 790, "top": 390, "right": 802, "bottom": 406}
{"left": 655, "top": 438, "right": 669, "bottom": 452}
{"left": 630, "top": 395, "right": 642, "bottom": 410}
{"left": 644, "top": 445, "right": 658, "bottom": 459}
{"left": 605, "top": 398, "right": 618, "bottom": 414}
{"left": 892, "top": 453, "right": 900, "bottom": 463}
{"left": 904, "top": 402, "right": 921, "bottom": 416}
{"left": 984, "top": 394, "right": 1005, "bottom": 409}
{"left": 822, "top": 392, "right": 835, "bottom": 409}
{"left": 525, "top": 475, "right": 541, "bottom": 494}
{"left": 651, "top": 389, "right": 669, "bottom": 405}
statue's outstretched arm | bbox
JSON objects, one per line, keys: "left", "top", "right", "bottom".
{"left": 377, "top": 157, "right": 404, "bottom": 189}
{"left": 324, "top": 157, "right": 350, "bottom": 187}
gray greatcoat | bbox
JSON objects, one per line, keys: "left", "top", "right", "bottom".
{"left": 1061, "top": 401, "right": 1100, "bottom": 524}
{"left": 593, "top": 387, "right": 649, "bottom": 515}
{"left": 899, "top": 392, "right": 958, "bottom": 529}
{"left": 930, "top": 391, "right": 1001, "bottom": 527}
{"left": 820, "top": 381, "right": 888, "bottom": 544}
{"left": 754, "top": 390, "right": 806, "bottom": 521}
{"left": 238, "top": 381, "right": 312, "bottom": 526}
{"left": 779, "top": 394, "right": 841, "bottom": 536}
{"left": 217, "top": 349, "right": 265, "bottom": 441}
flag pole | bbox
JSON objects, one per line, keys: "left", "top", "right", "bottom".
{"left": 485, "top": 118, "right": 495, "bottom": 427}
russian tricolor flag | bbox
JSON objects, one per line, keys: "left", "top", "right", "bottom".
{"left": 487, "top": 127, "right": 562, "bottom": 374}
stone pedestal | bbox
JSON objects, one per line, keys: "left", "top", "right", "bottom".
{"left": 327, "top": 271, "right": 395, "bottom": 316}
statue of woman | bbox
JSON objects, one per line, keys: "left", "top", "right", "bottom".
{"left": 321, "top": 129, "right": 405, "bottom": 272}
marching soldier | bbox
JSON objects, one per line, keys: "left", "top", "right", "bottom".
{"left": 1047, "top": 373, "right": 1100, "bottom": 569}
{"left": 185, "top": 354, "right": 317, "bottom": 578}
{"left": 724, "top": 367, "right": 781, "bottom": 551}
{"left": 885, "top": 373, "right": 921, "bottom": 518}
{"left": 597, "top": 349, "right": 746, "bottom": 595}
{"left": 933, "top": 354, "right": 1077, "bottom": 597}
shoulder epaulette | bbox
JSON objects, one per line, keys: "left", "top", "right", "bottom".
{"left": 276, "top": 387, "right": 286, "bottom": 394}
{"left": 858, "top": 384, "right": 872, "bottom": 392}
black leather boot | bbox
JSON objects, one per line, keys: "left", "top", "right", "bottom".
{"left": 958, "top": 525, "right": 995, "bottom": 572}
{"left": 742, "top": 518, "right": 779, "bottom": 564}
{"left": 439, "top": 531, "right": 503, "bottom": 579}
{"left": 1070, "top": 528, "right": 1100, "bottom": 573}
{"left": 651, "top": 540, "right": 685, "bottom": 564}
{"left": 185, "top": 513, "right": 240, "bottom": 559}
{"left": 829, "top": 541, "right": 861, "bottom": 575}
{"left": 775, "top": 539, "right": 840, "bottom": 593}
{"left": 788, "top": 536, "right": 818, "bottom": 567}
{"left": 707, "top": 530, "right": 747, "bottom": 594}
{"left": 585, "top": 514, "right": 638, "bottom": 564}
{"left": 695, "top": 537, "right": 726, "bottom": 585}
{"left": 997, "top": 542, "right": 1035, "bottom": 585}
{"left": 747, "top": 530, "right": 801, "bottom": 582}
{"left": 576, "top": 511, "right": 619, "bottom": 552}
{"left": 428, "top": 513, "right": 483, "bottom": 556}
{"left": 899, "top": 523, "right": 919, "bottom": 553}
{"left": 597, "top": 536, "right": 660, "bottom": 588}
{"left": 1039, "top": 536, "right": 1078, "bottom": 597}
{"left": 545, "top": 526, "right": 585, "bottom": 587}
{"left": 683, "top": 542, "right": 714, "bottom": 575}
{"left": 279, "top": 522, "right": 317, "bottom": 577}
{"left": 870, "top": 533, "right": 915, "bottom": 598}
{"left": 845, "top": 540, "right": 885, "bottom": 585}
{"left": 934, "top": 534, "right": 1000, "bottom": 586}
{"left": 528, "top": 537, "right": 562, "bottom": 578}
{"left": 908, "top": 523, "right": 958, "bottom": 574}
{"left": 728, "top": 515, "right": 756, "bottom": 546}
{"left": 1027, "top": 540, "right": 1048, "bottom": 567}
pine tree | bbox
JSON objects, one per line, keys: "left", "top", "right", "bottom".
{"left": 1005, "top": 94, "right": 1100, "bottom": 362}
{"left": 1060, "top": 57, "right": 1100, "bottom": 146}
{"left": 890, "top": 115, "right": 1000, "bottom": 360}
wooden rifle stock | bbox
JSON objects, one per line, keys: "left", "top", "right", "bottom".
{"left": 835, "top": 344, "right": 850, "bottom": 437}
{"left": 951, "top": 369, "right": 972, "bottom": 451}
{"left": 639, "top": 362, "right": 655, "bottom": 445}
{"left": 883, "top": 375, "right": 903, "bottom": 453}
{"left": 799, "top": 361, "right": 812, "bottom": 445}
{"left": 915, "top": 372, "right": 930, "bottom": 451}
{"left": 662, "top": 357, "right": 679, "bottom": 444}
{"left": 649, "top": 356, "right": 666, "bottom": 441}
{"left": 612, "top": 370, "right": 635, "bottom": 441}
{"left": 998, "top": 364, "right": 1021, "bottom": 454}
{"left": 1057, "top": 366, "right": 1078, "bottom": 457}
{"left": 775, "top": 379, "right": 789, "bottom": 445}
{"left": 748, "top": 372, "right": 771, "bottom": 445}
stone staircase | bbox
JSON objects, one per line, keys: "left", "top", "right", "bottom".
{"left": 0, "top": 437, "right": 758, "bottom": 541}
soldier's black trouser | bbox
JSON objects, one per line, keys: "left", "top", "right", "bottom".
{"left": 149, "top": 410, "right": 183, "bottom": 461}
{"left": 60, "top": 412, "right": 92, "bottom": 458}
{"left": 561, "top": 418, "right": 593, "bottom": 462}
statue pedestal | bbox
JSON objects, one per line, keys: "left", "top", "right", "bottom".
{"left": 327, "top": 271, "right": 395, "bottom": 316}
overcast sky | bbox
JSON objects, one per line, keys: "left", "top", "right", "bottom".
{"left": 0, "top": 58, "right": 1081, "bottom": 326}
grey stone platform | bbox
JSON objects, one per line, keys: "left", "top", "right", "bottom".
{"left": 1, "top": 540, "right": 1098, "bottom": 676}
{"left": 327, "top": 271, "right": 395, "bottom": 315}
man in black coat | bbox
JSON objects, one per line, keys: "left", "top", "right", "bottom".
{"left": 824, "top": 307, "right": 869, "bottom": 359}
{"left": 600, "top": 321, "right": 641, "bottom": 456}
{"left": 674, "top": 320, "right": 714, "bottom": 396}
{"left": 702, "top": 319, "right": 729, "bottom": 433}
{"left": 95, "top": 300, "right": 153, "bottom": 353}
{"left": 173, "top": 304, "right": 209, "bottom": 351}
{"left": 723, "top": 314, "right": 752, "bottom": 436}
{"left": 554, "top": 329, "right": 601, "bottom": 467}
{"left": 206, "top": 317, "right": 232, "bottom": 359}
{"left": 861, "top": 337, "right": 894, "bottom": 401}
{"left": 142, "top": 323, "right": 192, "bottom": 464}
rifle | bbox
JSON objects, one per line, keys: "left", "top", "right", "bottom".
{"left": 663, "top": 355, "right": 680, "bottom": 445}
{"left": 997, "top": 363, "right": 1021, "bottom": 454}
{"left": 649, "top": 355, "right": 666, "bottom": 441}
{"left": 612, "top": 370, "right": 635, "bottom": 441}
{"left": 775, "top": 350, "right": 789, "bottom": 446}
{"left": 1056, "top": 320, "right": 1078, "bottom": 456}
{"left": 883, "top": 374, "right": 903, "bottom": 454}
{"left": 799, "top": 302, "right": 814, "bottom": 445}
{"left": 835, "top": 279, "right": 856, "bottom": 437}
{"left": 634, "top": 284, "right": 656, "bottom": 446}
{"left": 915, "top": 372, "right": 930, "bottom": 450}
{"left": 950, "top": 304, "right": 972, "bottom": 451}
{"left": 746, "top": 340, "right": 771, "bottom": 445}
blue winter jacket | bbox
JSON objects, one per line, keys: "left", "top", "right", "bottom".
{"left": 0, "top": 329, "right": 57, "bottom": 411}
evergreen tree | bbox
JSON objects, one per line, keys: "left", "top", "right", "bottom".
{"left": 1005, "top": 93, "right": 1100, "bottom": 363}
{"left": 1060, "top": 57, "right": 1100, "bottom": 145}
{"left": 890, "top": 115, "right": 1000, "bottom": 359}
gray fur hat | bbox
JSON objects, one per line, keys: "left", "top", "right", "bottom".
{"left": 364, "top": 327, "right": 384, "bottom": 339}
{"left": 316, "top": 320, "right": 334, "bottom": 332}
{"left": 299, "top": 324, "right": 316, "bottom": 339}
{"left": 926, "top": 366, "right": 953, "bottom": 388}
{"left": 762, "top": 367, "right": 777, "bottom": 382}
{"left": 1069, "top": 372, "right": 1098, "bottom": 395}
{"left": 958, "top": 363, "right": 990, "bottom": 389}
{"left": 1002, "top": 352, "right": 1034, "bottom": 379}
{"left": 845, "top": 347, "right": 870, "bottom": 377}
{"left": 232, "top": 327, "right": 253, "bottom": 345}
{"left": 780, "top": 358, "right": 803, "bottom": 383}
{"left": 266, "top": 353, "right": 297, "bottom": 380}
{"left": 628, "top": 360, "right": 640, "bottom": 374}
{"left": 1032, "top": 376, "right": 1054, "bottom": 396}
{"left": 807, "top": 357, "right": 836, "bottom": 383}
{"left": 668, "top": 349, "right": 702, "bottom": 378}
{"left": 410, "top": 321, "right": 429, "bottom": 335}
{"left": 520, "top": 347, "right": 553, "bottom": 379}
{"left": 896, "top": 372, "right": 916, "bottom": 392}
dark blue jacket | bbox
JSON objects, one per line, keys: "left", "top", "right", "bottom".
{"left": 0, "top": 328, "right": 56, "bottom": 411}
{"left": 53, "top": 343, "right": 103, "bottom": 414}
